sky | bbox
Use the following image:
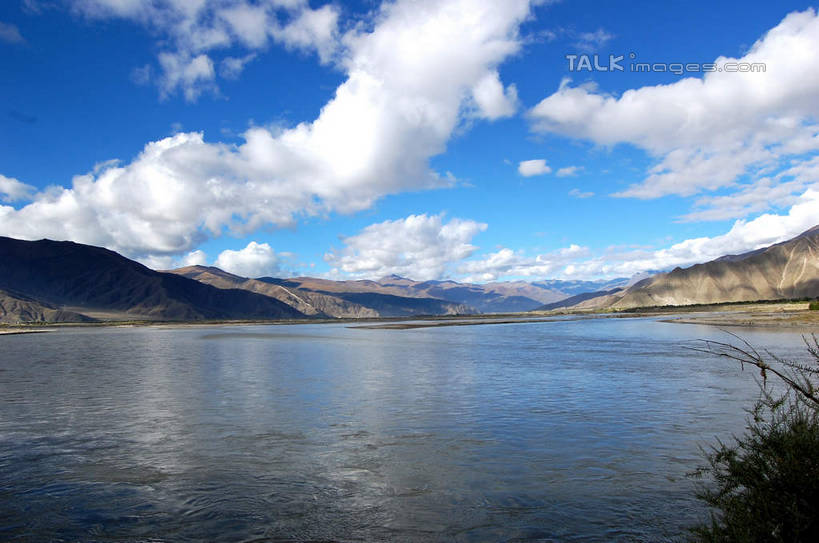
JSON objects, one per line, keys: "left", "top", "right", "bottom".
{"left": 1, "top": 0, "right": 819, "bottom": 282}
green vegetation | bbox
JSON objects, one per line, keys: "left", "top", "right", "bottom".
{"left": 689, "top": 334, "right": 819, "bottom": 542}
{"left": 809, "top": 301, "right": 819, "bottom": 310}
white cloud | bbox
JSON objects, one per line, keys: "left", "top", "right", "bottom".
{"left": 324, "top": 213, "right": 487, "bottom": 280}
{"left": 471, "top": 70, "right": 518, "bottom": 119}
{"left": 562, "top": 189, "right": 819, "bottom": 278}
{"left": 182, "top": 249, "right": 208, "bottom": 267}
{"left": 0, "top": 0, "right": 536, "bottom": 261}
{"left": 574, "top": 28, "right": 613, "bottom": 51}
{"left": 215, "top": 241, "right": 283, "bottom": 278}
{"left": 518, "top": 159, "right": 551, "bottom": 176}
{"left": 69, "top": 0, "right": 343, "bottom": 100}
{"left": 556, "top": 165, "right": 581, "bottom": 177}
{"left": 529, "top": 9, "right": 819, "bottom": 209}
{"left": 158, "top": 52, "right": 216, "bottom": 101}
{"left": 322, "top": 191, "right": 819, "bottom": 283}
{"left": 72, "top": 0, "right": 148, "bottom": 18}
{"left": 0, "top": 174, "right": 35, "bottom": 203}
{"left": 0, "top": 21, "right": 25, "bottom": 43}
{"left": 275, "top": 3, "right": 339, "bottom": 63}
{"left": 185, "top": 189, "right": 819, "bottom": 283}
{"left": 458, "top": 244, "right": 590, "bottom": 282}
{"left": 677, "top": 155, "right": 819, "bottom": 222}
{"left": 219, "top": 53, "right": 257, "bottom": 80}
{"left": 462, "top": 190, "right": 819, "bottom": 281}
{"left": 568, "top": 188, "right": 593, "bottom": 198}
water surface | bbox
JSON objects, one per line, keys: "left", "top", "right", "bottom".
{"left": 0, "top": 318, "right": 811, "bottom": 541}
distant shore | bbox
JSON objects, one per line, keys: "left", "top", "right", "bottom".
{"left": 1, "top": 301, "right": 817, "bottom": 333}
{"left": 656, "top": 302, "right": 819, "bottom": 329}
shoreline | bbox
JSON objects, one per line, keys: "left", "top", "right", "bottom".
{"left": 1, "top": 302, "right": 816, "bottom": 333}
{"left": 656, "top": 302, "right": 819, "bottom": 329}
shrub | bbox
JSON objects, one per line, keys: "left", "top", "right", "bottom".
{"left": 689, "top": 334, "right": 819, "bottom": 542}
{"left": 809, "top": 301, "right": 819, "bottom": 310}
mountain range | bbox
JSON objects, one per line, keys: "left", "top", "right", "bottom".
{"left": 164, "top": 267, "right": 615, "bottom": 316}
{"left": 1, "top": 226, "right": 817, "bottom": 323}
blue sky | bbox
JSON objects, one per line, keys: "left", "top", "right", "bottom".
{"left": 1, "top": 0, "right": 819, "bottom": 281}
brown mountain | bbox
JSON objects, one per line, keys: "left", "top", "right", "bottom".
{"left": 375, "top": 276, "right": 567, "bottom": 313}
{"left": 0, "top": 288, "right": 94, "bottom": 324}
{"left": 255, "top": 275, "right": 555, "bottom": 314}
{"left": 169, "top": 266, "right": 379, "bottom": 318}
{"left": 170, "top": 270, "right": 618, "bottom": 315}
{"left": 170, "top": 268, "right": 473, "bottom": 317}
{"left": 0, "top": 237, "right": 306, "bottom": 322}
{"left": 536, "top": 288, "right": 625, "bottom": 311}
{"left": 571, "top": 225, "right": 819, "bottom": 310}
{"left": 252, "top": 274, "right": 568, "bottom": 314}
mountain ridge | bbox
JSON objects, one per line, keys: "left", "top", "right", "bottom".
{"left": 0, "top": 237, "right": 306, "bottom": 322}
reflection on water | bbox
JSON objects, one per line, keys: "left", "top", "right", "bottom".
{"left": 0, "top": 319, "right": 810, "bottom": 541}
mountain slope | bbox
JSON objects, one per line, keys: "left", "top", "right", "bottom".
{"left": 376, "top": 277, "right": 566, "bottom": 313}
{"left": 169, "top": 267, "right": 473, "bottom": 317}
{"left": 170, "top": 266, "right": 378, "bottom": 318}
{"left": 0, "top": 237, "right": 306, "bottom": 321}
{"left": 536, "top": 288, "right": 625, "bottom": 311}
{"left": 253, "top": 278, "right": 473, "bottom": 316}
{"left": 533, "top": 278, "right": 633, "bottom": 297}
{"left": 313, "top": 291, "right": 471, "bottom": 317}
{"left": 574, "top": 226, "right": 819, "bottom": 310}
{"left": 267, "top": 275, "right": 571, "bottom": 313}
{"left": 172, "top": 271, "right": 631, "bottom": 315}
{"left": 0, "top": 288, "right": 95, "bottom": 324}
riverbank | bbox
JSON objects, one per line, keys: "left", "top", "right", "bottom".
{"left": 657, "top": 302, "right": 819, "bottom": 328}
{"left": 1, "top": 301, "right": 816, "bottom": 333}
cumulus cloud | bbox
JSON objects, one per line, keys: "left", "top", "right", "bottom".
{"left": 0, "top": 174, "right": 35, "bottom": 203}
{"left": 458, "top": 244, "right": 590, "bottom": 282}
{"left": 152, "top": 189, "right": 818, "bottom": 282}
{"left": 182, "top": 249, "right": 208, "bottom": 267}
{"left": 458, "top": 190, "right": 819, "bottom": 281}
{"left": 0, "top": 0, "right": 535, "bottom": 261}
{"left": 529, "top": 9, "right": 819, "bottom": 216}
{"left": 322, "top": 199, "right": 818, "bottom": 282}
{"left": 276, "top": 3, "right": 339, "bottom": 63}
{"left": 518, "top": 159, "right": 551, "bottom": 176}
{"left": 471, "top": 70, "right": 518, "bottom": 119}
{"left": 158, "top": 52, "right": 216, "bottom": 101}
{"left": 68, "top": 0, "right": 342, "bottom": 100}
{"left": 562, "top": 189, "right": 819, "bottom": 278}
{"left": 215, "top": 241, "right": 283, "bottom": 278}
{"left": 324, "top": 213, "right": 487, "bottom": 280}
{"left": 320, "top": 191, "right": 819, "bottom": 283}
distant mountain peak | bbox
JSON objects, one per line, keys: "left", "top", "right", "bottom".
{"left": 379, "top": 274, "right": 412, "bottom": 282}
